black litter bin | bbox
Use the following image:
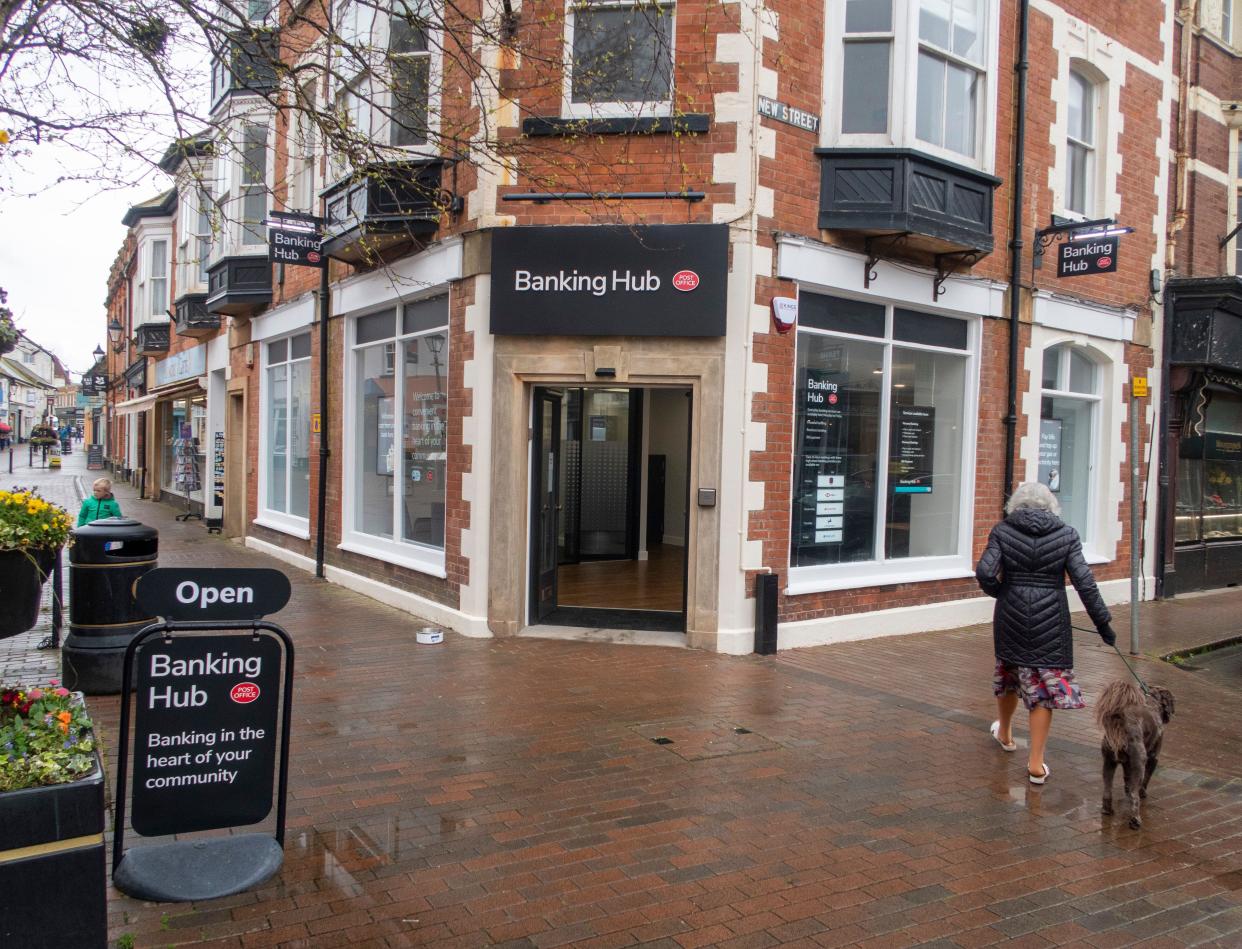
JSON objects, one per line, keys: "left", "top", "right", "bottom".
{"left": 62, "top": 518, "right": 158, "bottom": 694}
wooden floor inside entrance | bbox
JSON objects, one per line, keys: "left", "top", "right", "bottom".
{"left": 556, "top": 544, "right": 685, "bottom": 612}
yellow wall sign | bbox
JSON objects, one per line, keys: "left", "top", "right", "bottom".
{"left": 311, "top": 413, "right": 321, "bottom": 434}
{"left": 1132, "top": 376, "right": 1149, "bottom": 398}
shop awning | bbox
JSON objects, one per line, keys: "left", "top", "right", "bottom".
{"left": 113, "top": 394, "right": 157, "bottom": 416}
{"left": 148, "top": 378, "right": 207, "bottom": 402}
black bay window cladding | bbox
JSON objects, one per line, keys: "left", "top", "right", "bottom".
{"left": 816, "top": 148, "right": 999, "bottom": 254}
{"left": 489, "top": 224, "right": 728, "bottom": 337}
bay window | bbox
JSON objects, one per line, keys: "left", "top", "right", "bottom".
{"left": 828, "top": 0, "right": 996, "bottom": 168}
{"left": 149, "top": 240, "right": 168, "bottom": 316}
{"left": 287, "top": 77, "right": 320, "bottom": 212}
{"left": 346, "top": 296, "right": 449, "bottom": 571}
{"left": 241, "top": 125, "right": 268, "bottom": 245}
{"left": 790, "top": 293, "right": 976, "bottom": 589}
{"left": 566, "top": 0, "right": 675, "bottom": 117}
{"left": 332, "top": 0, "right": 435, "bottom": 163}
{"left": 262, "top": 332, "right": 312, "bottom": 526}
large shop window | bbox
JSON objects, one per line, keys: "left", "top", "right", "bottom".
{"left": 1176, "top": 386, "right": 1242, "bottom": 546}
{"left": 346, "top": 296, "right": 449, "bottom": 574}
{"left": 161, "top": 397, "right": 207, "bottom": 505}
{"left": 262, "top": 332, "right": 312, "bottom": 529}
{"left": 1039, "top": 343, "right": 1099, "bottom": 547}
{"left": 789, "top": 293, "right": 975, "bottom": 590}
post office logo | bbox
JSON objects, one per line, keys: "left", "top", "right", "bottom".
{"left": 672, "top": 270, "right": 700, "bottom": 292}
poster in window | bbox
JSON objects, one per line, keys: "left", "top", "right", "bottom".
{"left": 795, "top": 367, "right": 847, "bottom": 550}
{"left": 1038, "top": 418, "right": 1063, "bottom": 492}
{"left": 589, "top": 416, "right": 607, "bottom": 441}
{"left": 377, "top": 396, "right": 395, "bottom": 476}
{"left": 890, "top": 406, "right": 935, "bottom": 494}
{"left": 212, "top": 431, "right": 225, "bottom": 508}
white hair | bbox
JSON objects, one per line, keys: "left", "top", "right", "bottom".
{"left": 1006, "top": 481, "right": 1061, "bottom": 517}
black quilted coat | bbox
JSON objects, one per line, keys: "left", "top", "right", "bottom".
{"left": 975, "top": 507, "right": 1111, "bottom": 668}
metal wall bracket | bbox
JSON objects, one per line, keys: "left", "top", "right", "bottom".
{"left": 863, "top": 233, "right": 910, "bottom": 288}
{"left": 933, "top": 250, "right": 983, "bottom": 299}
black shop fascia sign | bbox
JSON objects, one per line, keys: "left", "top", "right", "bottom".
{"left": 1058, "top": 235, "right": 1119, "bottom": 277}
{"left": 489, "top": 224, "right": 728, "bottom": 337}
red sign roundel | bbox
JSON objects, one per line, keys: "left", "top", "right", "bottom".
{"left": 230, "top": 682, "right": 260, "bottom": 704}
{"left": 307, "top": 251, "right": 322, "bottom": 264}
{"left": 1096, "top": 256, "right": 1112, "bottom": 268}
{"left": 672, "top": 270, "right": 700, "bottom": 292}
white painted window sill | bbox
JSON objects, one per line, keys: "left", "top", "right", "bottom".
{"left": 338, "top": 537, "right": 447, "bottom": 579}
{"left": 785, "top": 563, "right": 976, "bottom": 596}
{"left": 253, "top": 514, "right": 310, "bottom": 541}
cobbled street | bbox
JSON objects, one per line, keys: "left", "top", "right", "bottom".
{"left": 6, "top": 450, "right": 1242, "bottom": 949}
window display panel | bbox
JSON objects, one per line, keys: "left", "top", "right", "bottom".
{"left": 1201, "top": 388, "right": 1242, "bottom": 542}
{"left": 1175, "top": 455, "right": 1203, "bottom": 544}
{"left": 289, "top": 357, "right": 311, "bottom": 518}
{"left": 884, "top": 345, "right": 966, "bottom": 558}
{"left": 1041, "top": 395, "right": 1092, "bottom": 538}
{"left": 266, "top": 362, "right": 288, "bottom": 513}
{"left": 400, "top": 334, "right": 447, "bottom": 549}
{"left": 161, "top": 398, "right": 205, "bottom": 504}
{"left": 355, "top": 343, "right": 395, "bottom": 539}
{"left": 791, "top": 334, "right": 883, "bottom": 567}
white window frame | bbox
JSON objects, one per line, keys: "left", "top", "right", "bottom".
{"left": 149, "top": 239, "right": 168, "bottom": 317}
{"left": 824, "top": 0, "right": 999, "bottom": 172}
{"left": 257, "top": 331, "right": 313, "bottom": 538}
{"left": 562, "top": 0, "right": 678, "bottom": 120}
{"left": 1065, "top": 66, "right": 1100, "bottom": 218}
{"left": 286, "top": 68, "right": 322, "bottom": 214}
{"left": 340, "top": 297, "right": 449, "bottom": 577}
{"left": 177, "top": 184, "right": 213, "bottom": 293}
{"left": 210, "top": 108, "right": 274, "bottom": 262}
{"left": 329, "top": 0, "right": 442, "bottom": 177}
{"left": 785, "top": 293, "right": 981, "bottom": 595}
{"left": 1039, "top": 341, "right": 1102, "bottom": 554}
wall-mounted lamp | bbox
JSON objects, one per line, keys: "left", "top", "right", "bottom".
{"left": 107, "top": 317, "right": 125, "bottom": 352}
{"left": 92, "top": 345, "right": 105, "bottom": 362}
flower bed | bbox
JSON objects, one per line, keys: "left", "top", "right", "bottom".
{"left": 0, "top": 682, "right": 96, "bottom": 791}
{"left": 0, "top": 682, "right": 106, "bottom": 946}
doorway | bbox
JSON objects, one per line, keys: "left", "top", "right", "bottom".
{"left": 224, "top": 389, "right": 246, "bottom": 538}
{"left": 530, "top": 386, "right": 691, "bottom": 631}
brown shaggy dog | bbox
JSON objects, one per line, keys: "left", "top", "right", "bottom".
{"left": 1096, "top": 681, "right": 1176, "bottom": 829}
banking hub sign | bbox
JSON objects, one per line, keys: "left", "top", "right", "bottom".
{"left": 489, "top": 224, "right": 728, "bottom": 337}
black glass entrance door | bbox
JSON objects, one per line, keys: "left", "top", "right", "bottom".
{"left": 530, "top": 389, "right": 562, "bottom": 623}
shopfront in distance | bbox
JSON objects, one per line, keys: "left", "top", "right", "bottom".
{"left": 1161, "top": 278, "right": 1242, "bottom": 594}
{"left": 485, "top": 224, "right": 729, "bottom": 649}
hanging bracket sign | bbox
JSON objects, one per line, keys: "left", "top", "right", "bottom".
{"left": 266, "top": 210, "right": 325, "bottom": 268}
{"left": 1058, "top": 235, "right": 1119, "bottom": 277}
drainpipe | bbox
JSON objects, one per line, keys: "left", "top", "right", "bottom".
{"left": 314, "top": 263, "right": 330, "bottom": 579}
{"left": 1003, "top": 0, "right": 1031, "bottom": 508}
{"left": 1166, "top": 1, "right": 1197, "bottom": 272}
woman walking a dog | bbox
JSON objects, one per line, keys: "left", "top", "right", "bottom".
{"left": 976, "top": 481, "right": 1116, "bottom": 784}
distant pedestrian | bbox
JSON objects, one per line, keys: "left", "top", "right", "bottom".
{"left": 77, "top": 478, "right": 122, "bottom": 526}
{"left": 975, "top": 482, "right": 1115, "bottom": 785}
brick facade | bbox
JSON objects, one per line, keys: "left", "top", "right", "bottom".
{"left": 102, "top": 0, "right": 1234, "bottom": 650}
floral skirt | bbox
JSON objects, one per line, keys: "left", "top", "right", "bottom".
{"left": 993, "top": 661, "right": 1085, "bottom": 711}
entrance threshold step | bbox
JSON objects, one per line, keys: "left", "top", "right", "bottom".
{"left": 520, "top": 625, "right": 687, "bottom": 649}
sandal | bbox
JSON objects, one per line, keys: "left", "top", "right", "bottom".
{"left": 1028, "top": 763, "right": 1050, "bottom": 785}
{"left": 990, "top": 720, "right": 1017, "bottom": 752}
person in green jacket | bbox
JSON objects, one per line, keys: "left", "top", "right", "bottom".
{"left": 77, "top": 478, "right": 122, "bottom": 526}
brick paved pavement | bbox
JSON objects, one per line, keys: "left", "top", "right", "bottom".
{"left": 12, "top": 457, "right": 1240, "bottom": 948}
{"left": 0, "top": 443, "right": 85, "bottom": 685}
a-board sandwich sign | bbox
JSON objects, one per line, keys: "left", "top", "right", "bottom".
{"left": 130, "top": 632, "right": 282, "bottom": 836}
{"left": 113, "top": 567, "right": 294, "bottom": 903}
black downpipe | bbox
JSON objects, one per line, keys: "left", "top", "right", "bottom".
{"left": 315, "top": 264, "right": 330, "bottom": 579}
{"left": 1004, "top": 0, "right": 1031, "bottom": 510}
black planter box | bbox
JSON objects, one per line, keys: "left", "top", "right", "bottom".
{"left": 0, "top": 750, "right": 107, "bottom": 948}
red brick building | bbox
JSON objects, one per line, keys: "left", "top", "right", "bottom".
{"left": 106, "top": 0, "right": 1206, "bottom": 651}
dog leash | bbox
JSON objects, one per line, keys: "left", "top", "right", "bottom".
{"left": 1072, "top": 625, "right": 1150, "bottom": 695}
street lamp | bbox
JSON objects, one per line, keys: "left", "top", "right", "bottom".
{"left": 107, "top": 317, "right": 125, "bottom": 352}
{"left": 92, "top": 344, "right": 105, "bottom": 361}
